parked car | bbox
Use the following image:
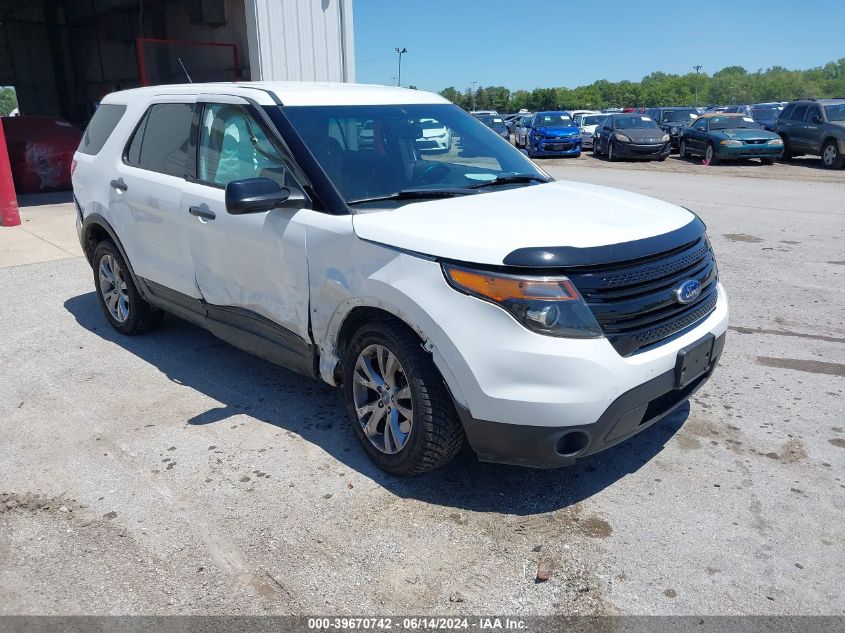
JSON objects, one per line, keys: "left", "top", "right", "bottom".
{"left": 570, "top": 110, "right": 599, "bottom": 126}
{"left": 644, "top": 107, "right": 699, "bottom": 150}
{"left": 723, "top": 105, "right": 752, "bottom": 117}
{"left": 504, "top": 113, "right": 526, "bottom": 138}
{"left": 417, "top": 118, "right": 452, "bottom": 153}
{"left": 470, "top": 110, "right": 498, "bottom": 117}
{"left": 748, "top": 103, "right": 785, "bottom": 131}
{"left": 523, "top": 111, "right": 582, "bottom": 158}
{"left": 578, "top": 112, "right": 607, "bottom": 149}
{"left": 477, "top": 114, "right": 509, "bottom": 140}
{"left": 592, "top": 113, "right": 670, "bottom": 161}
{"left": 679, "top": 113, "right": 783, "bottom": 165}
{"left": 513, "top": 114, "right": 533, "bottom": 147}
{"left": 73, "top": 82, "right": 727, "bottom": 475}
{"left": 773, "top": 98, "right": 845, "bottom": 169}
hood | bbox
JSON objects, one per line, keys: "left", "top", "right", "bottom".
{"left": 720, "top": 128, "right": 779, "bottom": 140}
{"left": 352, "top": 181, "right": 696, "bottom": 266}
{"left": 581, "top": 124, "right": 599, "bottom": 133}
{"left": 535, "top": 125, "right": 579, "bottom": 137}
{"left": 619, "top": 127, "right": 666, "bottom": 142}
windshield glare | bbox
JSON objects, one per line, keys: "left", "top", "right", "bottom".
{"left": 708, "top": 116, "right": 761, "bottom": 130}
{"left": 282, "top": 104, "right": 545, "bottom": 205}
{"left": 535, "top": 113, "right": 574, "bottom": 128}
{"left": 824, "top": 103, "right": 845, "bottom": 121}
{"left": 661, "top": 109, "right": 697, "bottom": 122}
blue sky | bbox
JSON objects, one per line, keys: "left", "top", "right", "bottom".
{"left": 353, "top": 0, "right": 845, "bottom": 92}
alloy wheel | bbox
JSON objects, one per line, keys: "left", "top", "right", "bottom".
{"left": 352, "top": 344, "right": 413, "bottom": 454}
{"left": 705, "top": 144, "right": 714, "bottom": 163}
{"left": 822, "top": 143, "right": 838, "bottom": 167}
{"left": 98, "top": 254, "right": 130, "bottom": 323}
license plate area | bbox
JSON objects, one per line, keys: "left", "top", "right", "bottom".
{"left": 674, "top": 333, "right": 715, "bottom": 389}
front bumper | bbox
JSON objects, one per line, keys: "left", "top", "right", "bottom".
{"left": 529, "top": 137, "right": 582, "bottom": 155}
{"left": 615, "top": 141, "right": 671, "bottom": 160}
{"left": 716, "top": 144, "right": 783, "bottom": 160}
{"left": 457, "top": 332, "right": 725, "bottom": 468}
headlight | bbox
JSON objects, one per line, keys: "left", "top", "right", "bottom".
{"left": 720, "top": 139, "right": 742, "bottom": 146}
{"left": 767, "top": 138, "right": 783, "bottom": 145}
{"left": 442, "top": 264, "right": 603, "bottom": 338}
{"left": 614, "top": 133, "right": 632, "bottom": 142}
{"left": 661, "top": 134, "right": 670, "bottom": 142}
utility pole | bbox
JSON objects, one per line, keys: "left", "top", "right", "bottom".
{"left": 693, "top": 65, "right": 703, "bottom": 107}
{"left": 470, "top": 81, "right": 478, "bottom": 111}
{"left": 394, "top": 48, "right": 407, "bottom": 87}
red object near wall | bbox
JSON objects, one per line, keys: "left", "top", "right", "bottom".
{"left": 2, "top": 116, "right": 83, "bottom": 194}
{"left": 0, "top": 117, "right": 21, "bottom": 227}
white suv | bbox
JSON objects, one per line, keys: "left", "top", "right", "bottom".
{"left": 73, "top": 82, "right": 728, "bottom": 475}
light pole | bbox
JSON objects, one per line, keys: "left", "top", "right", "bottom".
{"left": 693, "top": 65, "right": 703, "bottom": 107}
{"left": 470, "top": 81, "right": 478, "bottom": 111}
{"left": 394, "top": 48, "right": 407, "bottom": 87}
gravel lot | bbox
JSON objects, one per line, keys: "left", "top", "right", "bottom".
{"left": 0, "top": 157, "right": 843, "bottom": 616}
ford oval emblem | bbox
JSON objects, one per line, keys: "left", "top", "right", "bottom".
{"left": 675, "top": 279, "right": 702, "bottom": 304}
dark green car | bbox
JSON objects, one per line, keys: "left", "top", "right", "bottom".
{"left": 679, "top": 113, "right": 784, "bottom": 165}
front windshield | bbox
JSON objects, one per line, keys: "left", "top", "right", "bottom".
{"left": 661, "top": 109, "right": 697, "bottom": 123}
{"left": 613, "top": 116, "right": 659, "bottom": 130}
{"left": 480, "top": 116, "right": 507, "bottom": 131}
{"left": 535, "top": 113, "right": 574, "bottom": 128}
{"left": 708, "top": 116, "right": 761, "bottom": 130}
{"left": 580, "top": 115, "right": 605, "bottom": 127}
{"left": 751, "top": 106, "right": 782, "bottom": 120}
{"left": 824, "top": 103, "right": 845, "bottom": 121}
{"left": 283, "top": 104, "right": 546, "bottom": 205}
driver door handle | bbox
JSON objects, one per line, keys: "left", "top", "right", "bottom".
{"left": 189, "top": 206, "right": 216, "bottom": 221}
{"left": 110, "top": 179, "right": 127, "bottom": 192}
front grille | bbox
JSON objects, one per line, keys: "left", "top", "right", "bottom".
{"left": 566, "top": 234, "right": 718, "bottom": 356}
{"left": 542, "top": 142, "right": 574, "bottom": 150}
{"left": 745, "top": 139, "right": 767, "bottom": 145}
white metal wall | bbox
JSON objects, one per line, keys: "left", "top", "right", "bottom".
{"left": 245, "top": 0, "right": 355, "bottom": 83}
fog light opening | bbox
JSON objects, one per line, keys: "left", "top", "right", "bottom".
{"left": 556, "top": 430, "right": 590, "bottom": 457}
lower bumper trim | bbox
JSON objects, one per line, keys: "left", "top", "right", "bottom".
{"left": 456, "top": 332, "right": 726, "bottom": 469}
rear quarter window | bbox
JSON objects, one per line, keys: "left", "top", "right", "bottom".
{"left": 78, "top": 104, "right": 127, "bottom": 155}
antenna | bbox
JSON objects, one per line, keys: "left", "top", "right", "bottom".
{"left": 178, "top": 57, "right": 193, "bottom": 83}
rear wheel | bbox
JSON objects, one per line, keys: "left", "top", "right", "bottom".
{"left": 92, "top": 240, "right": 163, "bottom": 335}
{"left": 342, "top": 320, "right": 464, "bottom": 476}
{"left": 821, "top": 139, "right": 845, "bottom": 169}
{"left": 705, "top": 143, "right": 719, "bottom": 165}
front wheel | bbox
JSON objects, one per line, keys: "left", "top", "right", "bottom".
{"left": 592, "top": 138, "right": 602, "bottom": 157}
{"left": 679, "top": 139, "right": 689, "bottom": 159}
{"left": 92, "top": 240, "right": 163, "bottom": 335}
{"left": 607, "top": 141, "right": 617, "bottom": 162}
{"left": 343, "top": 320, "right": 464, "bottom": 476}
{"left": 821, "top": 139, "right": 845, "bottom": 169}
{"left": 705, "top": 143, "right": 719, "bottom": 165}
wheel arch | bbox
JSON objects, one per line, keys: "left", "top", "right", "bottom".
{"left": 81, "top": 214, "right": 142, "bottom": 290}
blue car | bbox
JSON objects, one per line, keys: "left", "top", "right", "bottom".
{"left": 525, "top": 111, "right": 582, "bottom": 158}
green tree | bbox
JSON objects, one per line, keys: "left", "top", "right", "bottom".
{"left": 0, "top": 87, "right": 17, "bottom": 116}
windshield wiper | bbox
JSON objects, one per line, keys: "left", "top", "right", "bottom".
{"left": 466, "top": 173, "right": 551, "bottom": 189}
{"left": 347, "top": 188, "right": 478, "bottom": 206}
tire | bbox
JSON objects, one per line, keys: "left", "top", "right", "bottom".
{"left": 92, "top": 240, "right": 163, "bottom": 335}
{"left": 761, "top": 157, "right": 775, "bottom": 165}
{"left": 821, "top": 139, "right": 845, "bottom": 169}
{"left": 679, "top": 139, "right": 689, "bottom": 159}
{"left": 342, "top": 320, "right": 464, "bottom": 476}
{"left": 607, "top": 141, "right": 617, "bottom": 162}
{"left": 572, "top": 151, "right": 581, "bottom": 158}
{"left": 657, "top": 154, "right": 667, "bottom": 162}
{"left": 592, "top": 137, "right": 602, "bottom": 157}
{"left": 705, "top": 142, "right": 719, "bottom": 165}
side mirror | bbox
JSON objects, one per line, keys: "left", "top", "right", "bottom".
{"left": 813, "top": 115, "right": 823, "bottom": 124}
{"left": 225, "top": 177, "right": 307, "bottom": 215}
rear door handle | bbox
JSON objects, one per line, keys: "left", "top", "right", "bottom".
{"left": 189, "top": 206, "right": 216, "bottom": 221}
{"left": 110, "top": 179, "right": 127, "bottom": 192}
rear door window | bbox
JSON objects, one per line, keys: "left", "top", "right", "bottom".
{"left": 124, "top": 103, "right": 193, "bottom": 178}
{"left": 78, "top": 104, "right": 126, "bottom": 155}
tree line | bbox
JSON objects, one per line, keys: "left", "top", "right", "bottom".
{"left": 439, "top": 59, "right": 845, "bottom": 112}
{"left": 0, "top": 87, "right": 18, "bottom": 116}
